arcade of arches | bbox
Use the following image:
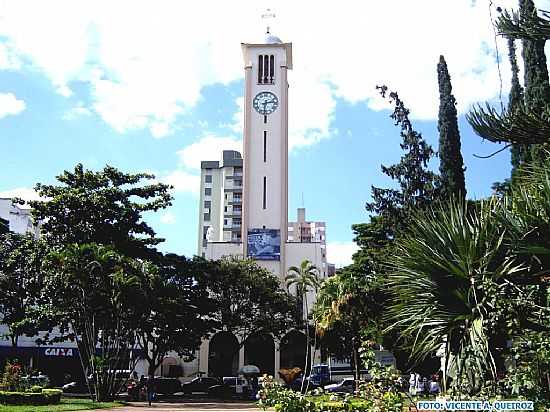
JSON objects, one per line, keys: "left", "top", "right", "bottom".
{"left": 201, "top": 330, "right": 314, "bottom": 378}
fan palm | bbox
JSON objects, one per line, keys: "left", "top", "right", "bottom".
{"left": 285, "top": 260, "right": 321, "bottom": 390}
{"left": 385, "top": 198, "right": 524, "bottom": 394}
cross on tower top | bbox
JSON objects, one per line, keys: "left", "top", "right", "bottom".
{"left": 261, "top": 8, "right": 276, "bottom": 34}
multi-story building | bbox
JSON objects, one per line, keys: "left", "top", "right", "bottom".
{"left": 288, "top": 207, "right": 328, "bottom": 277}
{"left": 197, "top": 150, "right": 243, "bottom": 257}
{"left": 0, "top": 198, "right": 40, "bottom": 237}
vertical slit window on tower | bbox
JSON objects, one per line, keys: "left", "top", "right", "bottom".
{"left": 263, "top": 55, "right": 269, "bottom": 84}
{"left": 264, "top": 115, "right": 267, "bottom": 124}
{"left": 263, "top": 131, "right": 267, "bottom": 162}
{"left": 264, "top": 176, "right": 266, "bottom": 209}
{"left": 269, "top": 55, "right": 274, "bottom": 83}
{"left": 258, "top": 55, "right": 263, "bottom": 84}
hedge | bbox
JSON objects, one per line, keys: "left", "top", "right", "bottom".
{"left": 0, "top": 389, "right": 63, "bottom": 405}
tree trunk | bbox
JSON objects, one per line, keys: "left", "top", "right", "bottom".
{"left": 352, "top": 337, "right": 360, "bottom": 394}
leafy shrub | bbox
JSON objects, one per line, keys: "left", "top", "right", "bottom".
{"left": 0, "top": 388, "right": 62, "bottom": 405}
{"left": 29, "top": 385, "right": 43, "bottom": 393}
{"left": 258, "top": 375, "right": 372, "bottom": 412}
{"left": 0, "top": 361, "right": 23, "bottom": 391}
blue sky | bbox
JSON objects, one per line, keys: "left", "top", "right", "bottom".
{"left": 0, "top": 0, "right": 540, "bottom": 266}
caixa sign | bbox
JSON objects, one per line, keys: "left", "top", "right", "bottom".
{"left": 42, "top": 348, "right": 75, "bottom": 357}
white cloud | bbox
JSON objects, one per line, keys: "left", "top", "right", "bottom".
{"left": 161, "top": 170, "right": 200, "bottom": 194}
{"left": 160, "top": 211, "right": 176, "bottom": 224}
{"left": 63, "top": 102, "right": 92, "bottom": 120}
{"left": 0, "top": 0, "right": 539, "bottom": 141}
{"left": 327, "top": 241, "right": 359, "bottom": 269}
{"left": 177, "top": 135, "right": 242, "bottom": 170}
{"left": 0, "top": 92, "right": 25, "bottom": 118}
{"left": 0, "top": 42, "right": 21, "bottom": 70}
{"left": 0, "top": 187, "right": 43, "bottom": 204}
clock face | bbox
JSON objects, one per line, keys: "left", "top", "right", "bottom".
{"left": 253, "top": 92, "right": 279, "bottom": 115}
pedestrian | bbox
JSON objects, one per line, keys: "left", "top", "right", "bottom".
{"left": 146, "top": 377, "right": 155, "bottom": 406}
{"left": 415, "top": 373, "right": 424, "bottom": 394}
{"left": 409, "top": 373, "right": 416, "bottom": 395}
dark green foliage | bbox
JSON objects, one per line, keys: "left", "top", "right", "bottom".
{"left": 203, "top": 256, "right": 299, "bottom": 347}
{"left": 366, "top": 86, "right": 438, "bottom": 239}
{"left": 0, "top": 232, "right": 49, "bottom": 347}
{"left": 133, "top": 254, "right": 217, "bottom": 378}
{"left": 520, "top": 0, "right": 550, "bottom": 114}
{"left": 508, "top": 38, "right": 530, "bottom": 170}
{"left": 30, "top": 163, "right": 172, "bottom": 259}
{"left": 437, "top": 55, "right": 466, "bottom": 199}
{"left": 314, "top": 268, "right": 384, "bottom": 381}
{"left": 0, "top": 217, "right": 8, "bottom": 234}
{"left": 0, "top": 389, "right": 62, "bottom": 405}
{"left": 350, "top": 217, "right": 392, "bottom": 274}
{"left": 42, "top": 243, "right": 146, "bottom": 401}
{"left": 467, "top": 1, "right": 550, "bottom": 161}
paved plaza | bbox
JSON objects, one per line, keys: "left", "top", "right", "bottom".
{"left": 94, "top": 402, "right": 260, "bottom": 412}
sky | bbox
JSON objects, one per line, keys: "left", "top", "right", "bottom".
{"left": 0, "top": 0, "right": 546, "bottom": 267}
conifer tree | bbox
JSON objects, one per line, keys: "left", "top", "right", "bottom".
{"left": 437, "top": 55, "right": 466, "bottom": 199}
{"left": 520, "top": 0, "right": 550, "bottom": 162}
{"left": 467, "top": 1, "right": 550, "bottom": 155}
{"left": 508, "top": 37, "right": 529, "bottom": 170}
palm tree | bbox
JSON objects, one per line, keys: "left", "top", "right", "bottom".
{"left": 285, "top": 260, "right": 321, "bottom": 391}
{"left": 384, "top": 198, "right": 524, "bottom": 395}
{"left": 314, "top": 269, "right": 383, "bottom": 387}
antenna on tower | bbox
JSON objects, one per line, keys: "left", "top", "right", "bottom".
{"left": 261, "top": 8, "right": 276, "bottom": 34}
{"left": 301, "top": 192, "right": 304, "bottom": 208}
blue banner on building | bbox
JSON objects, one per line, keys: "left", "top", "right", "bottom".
{"left": 247, "top": 228, "right": 280, "bottom": 260}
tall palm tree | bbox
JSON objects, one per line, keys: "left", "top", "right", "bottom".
{"left": 285, "top": 260, "right": 321, "bottom": 391}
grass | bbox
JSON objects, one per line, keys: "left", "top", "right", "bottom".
{"left": 0, "top": 398, "right": 125, "bottom": 411}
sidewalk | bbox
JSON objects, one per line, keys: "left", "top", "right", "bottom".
{"left": 94, "top": 401, "right": 260, "bottom": 411}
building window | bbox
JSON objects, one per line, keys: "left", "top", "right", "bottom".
{"left": 258, "top": 54, "right": 275, "bottom": 84}
{"left": 204, "top": 201, "right": 211, "bottom": 208}
{"left": 264, "top": 115, "right": 267, "bottom": 124}
{"left": 205, "top": 175, "right": 212, "bottom": 183}
{"left": 205, "top": 188, "right": 212, "bottom": 196}
{"left": 264, "top": 176, "right": 267, "bottom": 209}
{"left": 224, "top": 219, "right": 228, "bottom": 225}
{"left": 204, "top": 213, "right": 210, "bottom": 221}
{"left": 263, "top": 131, "right": 267, "bottom": 162}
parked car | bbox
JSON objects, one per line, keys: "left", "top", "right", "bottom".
{"left": 208, "top": 376, "right": 250, "bottom": 399}
{"left": 324, "top": 378, "right": 357, "bottom": 394}
{"left": 127, "top": 376, "right": 181, "bottom": 399}
{"left": 181, "top": 377, "right": 220, "bottom": 395}
{"left": 288, "top": 374, "right": 319, "bottom": 392}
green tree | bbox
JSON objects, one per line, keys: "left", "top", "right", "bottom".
{"left": 43, "top": 243, "right": 145, "bottom": 401}
{"left": 204, "top": 257, "right": 298, "bottom": 365}
{"left": 467, "top": 2, "right": 550, "bottom": 158}
{"left": 285, "top": 260, "right": 321, "bottom": 389}
{"left": 133, "top": 254, "right": 217, "bottom": 381}
{"left": 437, "top": 55, "right": 466, "bottom": 199}
{"left": 508, "top": 37, "right": 528, "bottom": 170}
{"left": 0, "top": 232, "right": 49, "bottom": 347}
{"left": 366, "top": 86, "right": 439, "bottom": 240}
{"left": 314, "top": 268, "right": 383, "bottom": 384}
{"left": 30, "top": 163, "right": 172, "bottom": 259}
{"left": 384, "top": 196, "right": 549, "bottom": 395}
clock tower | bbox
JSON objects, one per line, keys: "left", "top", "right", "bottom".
{"left": 241, "top": 33, "right": 292, "bottom": 275}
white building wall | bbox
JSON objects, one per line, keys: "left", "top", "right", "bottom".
{"left": 0, "top": 198, "right": 40, "bottom": 236}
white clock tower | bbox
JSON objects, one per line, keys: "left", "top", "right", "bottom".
{"left": 241, "top": 32, "right": 293, "bottom": 275}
